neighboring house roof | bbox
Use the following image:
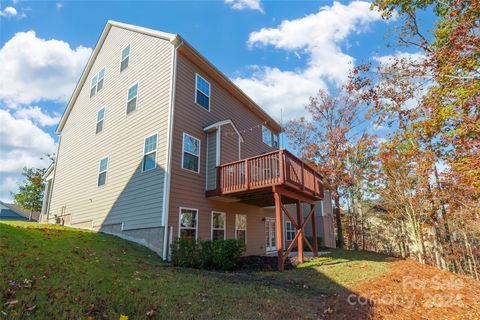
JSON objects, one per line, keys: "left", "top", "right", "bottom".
{"left": 0, "top": 201, "right": 39, "bottom": 221}
{"left": 56, "top": 20, "right": 281, "bottom": 135}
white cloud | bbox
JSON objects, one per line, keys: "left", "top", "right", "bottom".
{"left": 0, "top": 6, "right": 18, "bottom": 17}
{"left": 231, "top": 1, "right": 384, "bottom": 120}
{"left": 373, "top": 51, "right": 425, "bottom": 66}
{"left": 14, "top": 106, "right": 60, "bottom": 127}
{"left": 0, "top": 109, "right": 57, "bottom": 201}
{"left": 225, "top": 0, "right": 264, "bottom": 13}
{"left": 56, "top": 2, "right": 63, "bottom": 9}
{"left": 0, "top": 30, "right": 92, "bottom": 106}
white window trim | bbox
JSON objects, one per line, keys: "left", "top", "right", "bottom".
{"left": 120, "top": 44, "right": 131, "bottom": 72}
{"left": 142, "top": 132, "right": 158, "bottom": 173}
{"left": 211, "top": 211, "right": 226, "bottom": 240}
{"left": 235, "top": 214, "right": 247, "bottom": 244}
{"left": 178, "top": 207, "right": 199, "bottom": 239}
{"left": 97, "top": 156, "right": 109, "bottom": 187}
{"left": 96, "top": 106, "right": 106, "bottom": 134}
{"left": 194, "top": 73, "right": 211, "bottom": 112}
{"left": 181, "top": 132, "right": 201, "bottom": 174}
{"left": 285, "top": 220, "right": 296, "bottom": 242}
{"left": 126, "top": 81, "right": 140, "bottom": 115}
{"left": 90, "top": 66, "right": 106, "bottom": 98}
{"left": 262, "top": 125, "right": 273, "bottom": 147}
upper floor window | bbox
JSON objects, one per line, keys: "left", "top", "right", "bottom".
{"left": 182, "top": 133, "right": 200, "bottom": 173}
{"left": 90, "top": 67, "right": 106, "bottom": 98}
{"left": 262, "top": 125, "right": 272, "bottom": 147}
{"left": 179, "top": 208, "right": 198, "bottom": 239}
{"left": 235, "top": 214, "right": 247, "bottom": 243}
{"left": 285, "top": 220, "right": 296, "bottom": 241}
{"left": 127, "top": 83, "right": 138, "bottom": 114}
{"left": 195, "top": 74, "right": 210, "bottom": 111}
{"left": 121, "top": 45, "right": 130, "bottom": 72}
{"left": 211, "top": 212, "right": 226, "bottom": 241}
{"left": 96, "top": 107, "right": 105, "bottom": 134}
{"left": 142, "top": 133, "right": 157, "bottom": 172}
{"left": 273, "top": 133, "right": 279, "bottom": 148}
{"left": 98, "top": 156, "right": 108, "bottom": 187}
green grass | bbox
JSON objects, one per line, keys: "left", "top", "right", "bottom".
{"left": 0, "top": 221, "right": 394, "bottom": 319}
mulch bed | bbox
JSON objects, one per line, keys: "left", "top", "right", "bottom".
{"left": 237, "top": 255, "right": 296, "bottom": 271}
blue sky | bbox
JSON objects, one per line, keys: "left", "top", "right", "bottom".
{"left": 0, "top": 0, "right": 434, "bottom": 201}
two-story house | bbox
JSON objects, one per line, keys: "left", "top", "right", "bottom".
{"left": 41, "top": 21, "right": 335, "bottom": 270}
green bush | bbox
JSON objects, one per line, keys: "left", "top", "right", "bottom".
{"left": 171, "top": 238, "right": 246, "bottom": 270}
{"left": 305, "top": 236, "right": 324, "bottom": 249}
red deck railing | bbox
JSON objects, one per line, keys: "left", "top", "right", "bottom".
{"left": 214, "top": 150, "right": 324, "bottom": 199}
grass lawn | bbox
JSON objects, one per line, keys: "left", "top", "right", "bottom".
{"left": 0, "top": 221, "right": 393, "bottom": 319}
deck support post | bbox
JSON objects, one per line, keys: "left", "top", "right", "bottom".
{"left": 311, "top": 203, "right": 319, "bottom": 257}
{"left": 296, "top": 200, "right": 304, "bottom": 263}
{"left": 274, "top": 190, "right": 284, "bottom": 271}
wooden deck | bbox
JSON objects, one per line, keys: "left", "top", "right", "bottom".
{"left": 206, "top": 149, "right": 324, "bottom": 206}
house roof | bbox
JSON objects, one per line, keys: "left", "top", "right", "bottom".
{"left": 203, "top": 119, "right": 245, "bottom": 142}
{"left": 56, "top": 20, "right": 281, "bottom": 135}
{"left": 0, "top": 201, "right": 40, "bottom": 221}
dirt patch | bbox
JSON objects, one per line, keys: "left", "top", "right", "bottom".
{"left": 323, "top": 259, "right": 480, "bottom": 319}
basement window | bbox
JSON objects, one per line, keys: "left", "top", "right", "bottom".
{"left": 179, "top": 208, "right": 198, "bottom": 239}
{"left": 211, "top": 212, "right": 226, "bottom": 240}
{"left": 235, "top": 214, "right": 247, "bottom": 243}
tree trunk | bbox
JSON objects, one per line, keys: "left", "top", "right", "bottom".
{"left": 29, "top": 210, "right": 32, "bottom": 221}
{"left": 334, "top": 189, "right": 344, "bottom": 249}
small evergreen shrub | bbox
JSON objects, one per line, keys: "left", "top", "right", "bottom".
{"left": 171, "top": 238, "right": 246, "bottom": 270}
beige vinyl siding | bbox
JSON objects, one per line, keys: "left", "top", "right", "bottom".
{"left": 168, "top": 52, "right": 279, "bottom": 255}
{"left": 48, "top": 26, "right": 172, "bottom": 231}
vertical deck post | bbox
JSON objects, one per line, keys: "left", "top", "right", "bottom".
{"left": 274, "top": 190, "right": 284, "bottom": 271}
{"left": 311, "top": 203, "right": 319, "bottom": 257}
{"left": 296, "top": 200, "right": 304, "bottom": 263}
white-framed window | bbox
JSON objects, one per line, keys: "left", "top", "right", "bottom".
{"left": 97, "top": 156, "right": 109, "bottom": 187}
{"left": 179, "top": 208, "right": 198, "bottom": 239}
{"left": 142, "top": 133, "right": 157, "bottom": 172}
{"left": 211, "top": 211, "right": 226, "bottom": 241}
{"left": 235, "top": 214, "right": 247, "bottom": 243}
{"left": 90, "top": 67, "right": 106, "bottom": 97}
{"left": 182, "top": 133, "right": 200, "bottom": 173}
{"left": 273, "top": 133, "right": 279, "bottom": 148}
{"left": 96, "top": 107, "right": 105, "bottom": 134}
{"left": 126, "top": 82, "right": 138, "bottom": 114}
{"left": 285, "top": 220, "right": 296, "bottom": 241}
{"left": 262, "top": 125, "right": 272, "bottom": 146}
{"left": 195, "top": 73, "right": 210, "bottom": 111}
{"left": 120, "top": 44, "right": 130, "bottom": 72}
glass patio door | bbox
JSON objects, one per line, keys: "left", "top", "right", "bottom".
{"left": 265, "top": 218, "right": 276, "bottom": 253}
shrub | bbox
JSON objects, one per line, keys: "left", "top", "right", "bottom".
{"left": 305, "top": 236, "right": 324, "bottom": 249}
{"left": 171, "top": 238, "right": 246, "bottom": 270}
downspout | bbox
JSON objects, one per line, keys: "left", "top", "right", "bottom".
{"left": 45, "top": 135, "right": 62, "bottom": 223}
{"left": 162, "top": 36, "right": 183, "bottom": 260}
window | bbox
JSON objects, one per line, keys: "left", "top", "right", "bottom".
{"left": 211, "top": 212, "right": 226, "bottom": 240}
{"left": 96, "top": 107, "right": 105, "bottom": 134}
{"left": 179, "top": 208, "right": 198, "bottom": 239}
{"left": 90, "top": 68, "right": 106, "bottom": 97}
{"left": 195, "top": 74, "right": 210, "bottom": 110}
{"left": 98, "top": 156, "right": 108, "bottom": 187}
{"left": 120, "top": 45, "right": 130, "bottom": 72}
{"left": 182, "top": 133, "right": 200, "bottom": 173}
{"left": 262, "top": 125, "right": 272, "bottom": 146}
{"left": 127, "top": 83, "right": 138, "bottom": 114}
{"left": 273, "top": 133, "right": 279, "bottom": 148}
{"left": 142, "top": 133, "right": 157, "bottom": 172}
{"left": 285, "top": 221, "right": 296, "bottom": 241}
{"left": 235, "top": 214, "right": 247, "bottom": 243}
